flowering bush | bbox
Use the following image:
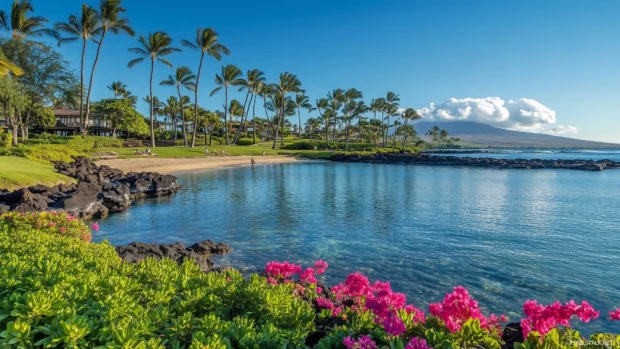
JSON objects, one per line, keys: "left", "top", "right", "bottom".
{"left": 0, "top": 213, "right": 618, "bottom": 348}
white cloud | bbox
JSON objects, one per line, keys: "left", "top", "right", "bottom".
{"left": 544, "top": 125, "right": 579, "bottom": 135}
{"left": 418, "top": 97, "right": 561, "bottom": 133}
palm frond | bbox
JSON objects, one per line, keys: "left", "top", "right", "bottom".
{"left": 127, "top": 57, "right": 144, "bottom": 68}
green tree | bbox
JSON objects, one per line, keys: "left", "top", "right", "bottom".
{"left": 181, "top": 28, "right": 229, "bottom": 148}
{"left": 293, "top": 92, "right": 312, "bottom": 139}
{"left": 84, "top": 0, "right": 134, "bottom": 135}
{"left": 128, "top": 31, "right": 181, "bottom": 147}
{"left": 326, "top": 89, "right": 344, "bottom": 142}
{"left": 271, "top": 72, "right": 301, "bottom": 149}
{"left": 30, "top": 105, "right": 55, "bottom": 130}
{"left": 210, "top": 64, "right": 244, "bottom": 145}
{"left": 107, "top": 80, "right": 127, "bottom": 98}
{"left": 383, "top": 92, "right": 400, "bottom": 147}
{"left": 162, "top": 96, "right": 179, "bottom": 140}
{"left": 54, "top": 4, "right": 100, "bottom": 134}
{"left": 0, "top": 76, "right": 27, "bottom": 145}
{"left": 160, "top": 66, "right": 196, "bottom": 147}
{"left": 233, "top": 69, "right": 265, "bottom": 144}
{"left": 5, "top": 0, "right": 54, "bottom": 39}
{"left": 400, "top": 108, "right": 421, "bottom": 149}
{"left": 93, "top": 97, "right": 147, "bottom": 137}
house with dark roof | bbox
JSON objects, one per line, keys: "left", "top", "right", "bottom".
{"left": 47, "top": 108, "right": 114, "bottom": 137}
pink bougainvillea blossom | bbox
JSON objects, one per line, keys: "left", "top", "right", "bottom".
{"left": 610, "top": 309, "right": 620, "bottom": 320}
{"left": 343, "top": 335, "right": 377, "bottom": 349}
{"left": 314, "top": 260, "right": 328, "bottom": 274}
{"left": 406, "top": 337, "right": 433, "bottom": 349}
{"left": 301, "top": 268, "right": 318, "bottom": 284}
{"left": 429, "top": 286, "right": 506, "bottom": 333}
{"left": 520, "top": 300, "right": 600, "bottom": 337}
{"left": 92, "top": 222, "right": 99, "bottom": 231}
{"left": 265, "top": 261, "right": 302, "bottom": 279}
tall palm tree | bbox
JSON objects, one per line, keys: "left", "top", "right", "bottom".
{"left": 400, "top": 108, "right": 421, "bottom": 149}
{"left": 314, "top": 98, "right": 328, "bottom": 141}
{"left": 55, "top": 4, "right": 100, "bottom": 134}
{"left": 271, "top": 72, "right": 301, "bottom": 149}
{"left": 326, "top": 89, "right": 344, "bottom": 143}
{"left": 233, "top": 69, "right": 265, "bottom": 144}
{"left": 121, "top": 89, "right": 137, "bottom": 106}
{"left": 210, "top": 64, "right": 244, "bottom": 145}
{"left": 294, "top": 93, "right": 312, "bottom": 139}
{"left": 128, "top": 31, "right": 181, "bottom": 147}
{"left": 7, "top": 0, "right": 54, "bottom": 39}
{"left": 160, "top": 66, "right": 196, "bottom": 147}
{"left": 84, "top": 0, "right": 134, "bottom": 135}
{"left": 383, "top": 92, "right": 400, "bottom": 147}
{"left": 107, "top": 80, "right": 127, "bottom": 98}
{"left": 257, "top": 83, "right": 273, "bottom": 141}
{"left": 181, "top": 28, "right": 230, "bottom": 148}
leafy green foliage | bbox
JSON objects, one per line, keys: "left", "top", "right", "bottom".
{"left": 0, "top": 129, "right": 12, "bottom": 149}
{"left": 235, "top": 138, "right": 255, "bottom": 146}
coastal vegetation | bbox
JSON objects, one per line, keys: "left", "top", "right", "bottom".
{"left": 0, "top": 156, "right": 74, "bottom": 190}
{"left": 0, "top": 212, "right": 618, "bottom": 348}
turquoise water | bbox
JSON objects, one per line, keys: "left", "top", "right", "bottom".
{"left": 433, "top": 148, "right": 620, "bottom": 161}
{"left": 95, "top": 161, "right": 620, "bottom": 333}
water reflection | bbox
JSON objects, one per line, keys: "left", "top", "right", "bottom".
{"left": 96, "top": 162, "right": 620, "bottom": 333}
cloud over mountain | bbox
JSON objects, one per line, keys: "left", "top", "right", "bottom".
{"left": 417, "top": 97, "right": 571, "bottom": 133}
{"left": 544, "top": 125, "right": 579, "bottom": 135}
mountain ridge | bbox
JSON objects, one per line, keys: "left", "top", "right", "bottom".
{"left": 411, "top": 121, "right": 620, "bottom": 148}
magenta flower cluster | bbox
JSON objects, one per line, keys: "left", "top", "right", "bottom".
{"left": 343, "top": 335, "right": 377, "bottom": 349}
{"left": 610, "top": 308, "right": 620, "bottom": 320}
{"left": 429, "top": 286, "right": 507, "bottom": 333}
{"left": 264, "top": 260, "right": 328, "bottom": 285}
{"left": 405, "top": 337, "right": 433, "bottom": 349}
{"left": 520, "top": 300, "right": 600, "bottom": 337}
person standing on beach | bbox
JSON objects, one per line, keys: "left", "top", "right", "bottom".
{"left": 251, "top": 157, "right": 256, "bottom": 167}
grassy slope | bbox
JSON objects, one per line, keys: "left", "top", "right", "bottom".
{"left": 0, "top": 156, "right": 75, "bottom": 191}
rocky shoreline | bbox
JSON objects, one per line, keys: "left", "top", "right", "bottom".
{"left": 0, "top": 156, "right": 180, "bottom": 218}
{"left": 330, "top": 152, "right": 620, "bottom": 171}
{"left": 115, "top": 239, "right": 232, "bottom": 272}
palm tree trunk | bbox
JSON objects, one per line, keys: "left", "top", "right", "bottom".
{"left": 271, "top": 113, "right": 279, "bottom": 150}
{"left": 332, "top": 116, "right": 337, "bottom": 143}
{"left": 191, "top": 53, "right": 205, "bottom": 148}
{"left": 149, "top": 59, "right": 156, "bottom": 147}
{"left": 245, "top": 93, "right": 254, "bottom": 138}
{"left": 79, "top": 38, "right": 87, "bottom": 135}
{"left": 177, "top": 88, "right": 187, "bottom": 147}
{"left": 263, "top": 97, "right": 271, "bottom": 140}
{"left": 252, "top": 94, "right": 257, "bottom": 144}
{"left": 224, "top": 86, "right": 230, "bottom": 145}
{"left": 280, "top": 107, "right": 285, "bottom": 147}
{"left": 173, "top": 115, "right": 177, "bottom": 141}
{"left": 298, "top": 108, "right": 302, "bottom": 139}
{"left": 84, "top": 31, "right": 106, "bottom": 137}
{"left": 233, "top": 89, "right": 251, "bottom": 144}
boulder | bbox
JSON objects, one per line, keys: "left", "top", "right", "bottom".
{"left": 0, "top": 188, "right": 35, "bottom": 204}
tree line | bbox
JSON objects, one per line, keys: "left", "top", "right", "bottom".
{"left": 0, "top": 0, "right": 456, "bottom": 151}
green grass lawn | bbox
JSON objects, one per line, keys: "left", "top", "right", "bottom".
{"left": 0, "top": 156, "right": 75, "bottom": 191}
{"left": 94, "top": 142, "right": 336, "bottom": 159}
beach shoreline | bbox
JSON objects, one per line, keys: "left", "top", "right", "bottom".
{"left": 95, "top": 155, "right": 307, "bottom": 174}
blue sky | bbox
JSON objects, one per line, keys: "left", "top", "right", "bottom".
{"left": 28, "top": 0, "right": 620, "bottom": 142}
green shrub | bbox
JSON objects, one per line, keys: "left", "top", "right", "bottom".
{"left": 0, "top": 129, "right": 12, "bottom": 149}
{"left": 211, "top": 136, "right": 225, "bottom": 145}
{"left": 92, "top": 136, "right": 122, "bottom": 148}
{"left": 17, "top": 144, "right": 79, "bottom": 163}
{"left": 65, "top": 136, "right": 95, "bottom": 153}
{"left": 0, "top": 213, "right": 316, "bottom": 348}
{"left": 236, "top": 138, "right": 255, "bottom": 146}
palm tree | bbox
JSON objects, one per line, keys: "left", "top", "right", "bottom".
{"left": 160, "top": 66, "right": 196, "bottom": 147}
{"left": 121, "top": 89, "right": 137, "bottom": 106}
{"left": 326, "top": 89, "right": 344, "bottom": 143}
{"left": 294, "top": 93, "right": 312, "bottom": 139}
{"left": 162, "top": 96, "right": 179, "bottom": 140}
{"left": 128, "top": 31, "right": 181, "bottom": 147}
{"left": 181, "top": 28, "right": 230, "bottom": 148}
{"left": 257, "top": 83, "right": 273, "bottom": 141}
{"left": 271, "top": 72, "right": 301, "bottom": 149}
{"left": 400, "top": 108, "right": 421, "bottom": 149}
{"left": 383, "top": 92, "right": 400, "bottom": 147}
{"left": 210, "top": 64, "right": 244, "bottom": 145}
{"left": 84, "top": 0, "right": 134, "bottom": 136}
{"left": 229, "top": 99, "right": 244, "bottom": 125}
{"left": 314, "top": 98, "right": 328, "bottom": 141}
{"left": 6, "top": 0, "right": 54, "bottom": 39}
{"left": 55, "top": 4, "right": 100, "bottom": 134}
{"left": 233, "top": 69, "right": 265, "bottom": 144}
{"left": 107, "top": 80, "right": 127, "bottom": 98}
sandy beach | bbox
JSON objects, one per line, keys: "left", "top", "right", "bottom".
{"left": 95, "top": 155, "right": 305, "bottom": 174}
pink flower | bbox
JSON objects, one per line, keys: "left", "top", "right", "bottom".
{"left": 382, "top": 314, "right": 407, "bottom": 336}
{"left": 343, "top": 335, "right": 376, "bottom": 349}
{"left": 406, "top": 337, "right": 433, "bottom": 349}
{"left": 314, "top": 260, "right": 328, "bottom": 274}
{"left": 59, "top": 227, "right": 66, "bottom": 233}
{"left": 92, "top": 222, "right": 99, "bottom": 231}
{"left": 316, "top": 287, "right": 323, "bottom": 294}
{"left": 265, "top": 261, "right": 302, "bottom": 279}
{"left": 430, "top": 286, "right": 505, "bottom": 333}
{"left": 266, "top": 277, "right": 278, "bottom": 285}
{"left": 520, "top": 300, "right": 600, "bottom": 337}
{"left": 301, "top": 268, "right": 317, "bottom": 284}
{"left": 404, "top": 305, "right": 426, "bottom": 324}
{"left": 609, "top": 309, "right": 620, "bottom": 320}
{"left": 48, "top": 222, "right": 56, "bottom": 227}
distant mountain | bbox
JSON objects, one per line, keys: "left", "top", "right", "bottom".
{"left": 411, "top": 121, "right": 620, "bottom": 148}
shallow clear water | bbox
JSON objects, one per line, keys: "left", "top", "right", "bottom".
{"left": 95, "top": 161, "right": 620, "bottom": 333}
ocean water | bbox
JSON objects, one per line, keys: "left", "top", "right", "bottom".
{"left": 94, "top": 160, "right": 620, "bottom": 333}
{"left": 430, "top": 148, "right": 620, "bottom": 161}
